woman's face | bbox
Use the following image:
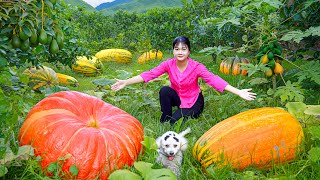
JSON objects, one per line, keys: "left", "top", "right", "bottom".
{"left": 173, "top": 43, "right": 190, "bottom": 62}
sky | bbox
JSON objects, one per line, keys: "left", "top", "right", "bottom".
{"left": 83, "top": 0, "right": 114, "bottom": 8}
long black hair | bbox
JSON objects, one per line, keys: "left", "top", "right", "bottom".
{"left": 172, "top": 36, "right": 191, "bottom": 51}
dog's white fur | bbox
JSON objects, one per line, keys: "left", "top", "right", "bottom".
{"left": 156, "top": 127, "right": 191, "bottom": 178}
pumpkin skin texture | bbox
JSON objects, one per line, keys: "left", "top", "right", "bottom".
{"left": 193, "top": 107, "right": 304, "bottom": 171}
{"left": 18, "top": 91, "right": 144, "bottom": 179}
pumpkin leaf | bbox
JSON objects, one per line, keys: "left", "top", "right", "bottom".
{"left": 308, "top": 147, "right": 320, "bottom": 163}
{"left": 109, "top": 169, "right": 141, "bottom": 180}
{"left": 0, "top": 145, "right": 33, "bottom": 165}
{"left": 91, "top": 78, "right": 114, "bottom": 87}
{"left": 304, "top": 105, "right": 320, "bottom": 116}
{"left": 307, "top": 126, "right": 320, "bottom": 141}
{"left": 285, "top": 102, "right": 307, "bottom": 119}
{"left": 141, "top": 136, "right": 158, "bottom": 151}
{"left": 145, "top": 168, "right": 177, "bottom": 180}
{"left": 42, "top": 85, "right": 70, "bottom": 97}
{"left": 134, "top": 161, "right": 153, "bottom": 178}
{"left": 116, "top": 70, "right": 132, "bottom": 80}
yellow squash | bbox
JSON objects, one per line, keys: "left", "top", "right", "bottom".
{"left": 95, "top": 49, "right": 132, "bottom": 63}
{"left": 137, "top": 49, "right": 163, "bottom": 64}
{"left": 56, "top": 73, "right": 79, "bottom": 86}
{"left": 193, "top": 107, "right": 304, "bottom": 171}
{"left": 23, "top": 66, "right": 59, "bottom": 90}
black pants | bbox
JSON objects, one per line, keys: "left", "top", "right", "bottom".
{"left": 159, "top": 86, "right": 204, "bottom": 125}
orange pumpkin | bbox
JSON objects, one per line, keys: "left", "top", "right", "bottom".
{"left": 219, "top": 57, "right": 250, "bottom": 76}
{"left": 19, "top": 91, "right": 144, "bottom": 179}
{"left": 193, "top": 107, "right": 304, "bottom": 170}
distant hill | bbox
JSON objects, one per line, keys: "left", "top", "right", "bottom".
{"left": 96, "top": 0, "right": 132, "bottom": 10}
{"left": 63, "top": 0, "right": 96, "bottom": 12}
{"left": 100, "top": 0, "right": 186, "bottom": 15}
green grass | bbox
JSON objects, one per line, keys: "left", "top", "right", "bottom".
{"left": 7, "top": 52, "right": 320, "bottom": 179}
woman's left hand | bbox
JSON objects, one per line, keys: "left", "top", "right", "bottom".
{"left": 238, "top": 88, "right": 256, "bottom": 101}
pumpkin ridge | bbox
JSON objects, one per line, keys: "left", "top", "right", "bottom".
{"left": 60, "top": 127, "right": 86, "bottom": 154}
{"left": 19, "top": 109, "right": 77, "bottom": 141}
{"left": 196, "top": 109, "right": 285, "bottom": 159}
{"left": 193, "top": 107, "right": 304, "bottom": 170}
{"left": 100, "top": 128, "right": 137, "bottom": 160}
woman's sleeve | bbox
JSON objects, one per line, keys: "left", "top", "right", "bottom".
{"left": 198, "top": 64, "right": 229, "bottom": 92}
{"left": 140, "top": 60, "right": 168, "bottom": 83}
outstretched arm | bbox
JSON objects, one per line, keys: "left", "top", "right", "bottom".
{"left": 224, "top": 85, "right": 256, "bottom": 101}
{"left": 111, "top": 75, "right": 144, "bottom": 91}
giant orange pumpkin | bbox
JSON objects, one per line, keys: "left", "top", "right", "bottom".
{"left": 193, "top": 107, "right": 304, "bottom": 170}
{"left": 19, "top": 91, "right": 144, "bottom": 179}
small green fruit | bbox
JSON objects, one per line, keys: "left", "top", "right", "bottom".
{"left": 49, "top": 39, "right": 59, "bottom": 54}
{"left": 38, "top": 29, "right": 48, "bottom": 44}
{"left": 20, "top": 39, "right": 30, "bottom": 51}
{"left": 12, "top": 35, "right": 21, "bottom": 48}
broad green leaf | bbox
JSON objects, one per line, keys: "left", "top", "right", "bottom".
{"left": 280, "top": 30, "right": 305, "bottom": 43}
{"left": 0, "top": 145, "right": 33, "bottom": 165}
{"left": 22, "top": 26, "right": 32, "bottom": 37}
{"left": 305, "top": 26, "right": 320, "bottom": 36}
{"left": 308, "top": 126, "right": 320, "bottom": 141}
{"left": 262, "top": 0, "right": 282, "bottom": 9}
{"left": 305, "top": 105, "right": 320, "bottom": 116}
{"left": 248, "top": 78, "right": 269, "bottom": 85}
{"left": 216, "top": 18, "right": 240, "bottom": 29}
{"left": 134, "top": 161, "right": 153, "bottom": 178}
{"left": 295, "top": 61, "right": 320, "bottom": 85}
{"left": 145, "top": 168, "right": 177, "bottom": 180}
{"left": 308, "top": 147, "right": 320, "bottom": 162}
{"left": 285, "top": 102, "right": 307, "bottom": 119}
{"left": 141, "top": 136, "right": 158, "bottom": 151}
{"left": 91, "top": 78, "right": 114, "bottom": 87}
{"left": 116, "top": 70, "right": 132, "bottom": 80}
{"left": 274, "top": 81, "right": 305, "bottom": 103}
{"left": 109, "top": 169, "right": 141, "bottom": 180}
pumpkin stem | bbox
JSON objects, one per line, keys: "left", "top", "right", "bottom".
{"left": 88, "top": 116, "right": 99, "bottom": 128}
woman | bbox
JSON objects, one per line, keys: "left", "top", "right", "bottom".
{"left": 111, "top": 36, "right": 256, "bottom": 125}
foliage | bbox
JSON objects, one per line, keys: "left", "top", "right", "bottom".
{"left": 109, "top": 161, "right": 177, "bottom": 180}
{"left": 99, "top": 0, "right": 187, "bottom": 15}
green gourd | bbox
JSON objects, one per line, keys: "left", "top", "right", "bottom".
{"left": 38, "top": 29, "right": 48, "bottom": 44}
{"left": 30, "top": 30, "right": 38, "bottom": 46}
{"left": 12, "top": 35, "right": 21, "bottom": 48}
{"left": 56, "top": 32, "right": 64, "bottom": 48}
{"left": 49, "top": 39, "right": 59, "bottom": 54}
{"left": 20, "top": 39, "right": 30, "bottom": 51}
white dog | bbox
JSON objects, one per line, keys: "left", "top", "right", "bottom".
{"left": 156, "top": 127, "right": 191, "bottom": 178}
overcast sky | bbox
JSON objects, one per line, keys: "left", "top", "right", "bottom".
{"left": 83, "top": 0, "right": 114, "bottom": 8}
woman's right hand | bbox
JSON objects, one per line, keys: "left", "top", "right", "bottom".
{"left": 111, "top": 79, "right": 126, "bottom": 91}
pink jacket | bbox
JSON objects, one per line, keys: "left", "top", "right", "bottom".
{"left": 140, "top": 58, "right": 228, "bottom": 108}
